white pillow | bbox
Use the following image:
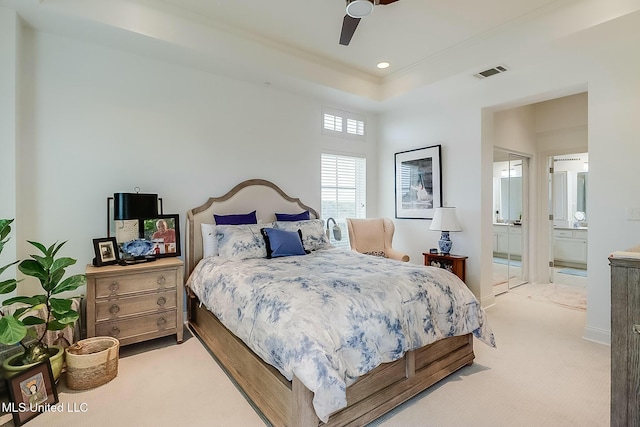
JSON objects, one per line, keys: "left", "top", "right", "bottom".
{"left": 201, "top": 223, "right": 218, "bottom": 258}
{"left": 216, "top": 224, "right": 272, "bottom": 260}
{"left": 273, "top": 219, "right": 331, "bottom": 252}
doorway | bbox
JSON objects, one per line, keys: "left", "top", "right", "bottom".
{"left": 492, "top": 150, "right": 529, "bottom": 295}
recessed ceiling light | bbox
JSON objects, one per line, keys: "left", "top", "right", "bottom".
{"left": 377, "top": 62, "right": 390, "bottom": 69}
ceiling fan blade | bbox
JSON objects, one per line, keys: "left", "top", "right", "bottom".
{"left": 339, "top": 15, "right": 360, "bottom": 46}
{"left": 377, "top": 0, "right": 399, "bottom": 4}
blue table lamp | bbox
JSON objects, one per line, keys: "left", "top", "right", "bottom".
{"left": 429, "top": 207, "right": 462, "bottom": 255}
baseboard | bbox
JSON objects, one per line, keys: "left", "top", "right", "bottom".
{"left": 480, "top": 294, "right": 496, "bottom": 309}
{"left": 582, "top": 325, "right": 610, "bottom": 346}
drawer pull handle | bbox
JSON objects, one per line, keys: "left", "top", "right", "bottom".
{"left": 157, "top": 276, "right": 166, "bottom": 286}
{"left": 109, "top": 281, "right": 119, "bottom": 292}
{"left": 157, "top": 317, "right": 167, "bottom": 327}
{"left": 109, "top": 304, "right": 120, "bottom": 315}
{"left": 110, "top": 326, "right": 120, "bottom": 337}
{"left": 633, "top": 325, "right": 640, "bottom": 335}
{"left": 157, "top": 297, "right": 167, "bottom": 306}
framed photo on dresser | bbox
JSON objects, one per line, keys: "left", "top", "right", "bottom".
{"left": 92, "top": 237, "right": 120, "bottom": 266}
{"left": 139, "top": 214, "right": 181, "bottom": 257}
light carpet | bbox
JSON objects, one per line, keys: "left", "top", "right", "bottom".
{"left": 2, "top": 291, "right": 608, "bottom": 427}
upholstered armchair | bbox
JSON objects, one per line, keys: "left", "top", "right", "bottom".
{"left": 345, "top": 218, "right": 410, "bottom": 262}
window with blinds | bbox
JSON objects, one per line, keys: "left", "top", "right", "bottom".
{"left": 321, "top": 107, "right": 365, "bottom": 140}
{"left": 321, "top": 153, "right": 366, "bottom": 249}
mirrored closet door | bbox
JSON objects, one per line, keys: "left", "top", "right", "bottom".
{"left": 493, "top": 151, "right": 529, "bottom": 294}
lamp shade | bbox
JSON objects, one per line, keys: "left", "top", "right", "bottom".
{"left": 429, "top": 207, "right": 462, "bottom": 232}
{"left": 113, "top": 193, "right": 158, "bottom": 220}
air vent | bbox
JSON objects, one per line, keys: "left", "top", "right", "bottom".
{"left": 474, "top": 65, "right": 508, "bottom": 79}
{"left": 554, "top": 157, "right": 581, "bottom": 162}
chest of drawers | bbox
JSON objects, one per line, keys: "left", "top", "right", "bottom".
{"left": 85, "top": 258, "right": 184, "bottom": 346}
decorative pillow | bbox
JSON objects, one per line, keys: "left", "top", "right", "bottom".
{"left": 363, "top": 250, "right": 386, "bottom": 258}
{"left": 213, "top": 210, "right": 257, "bottom": 225}
{"left": 216, "top": 224, "right": 270, "bottom": 260}
{"left": 273, "top": 219, "right": 330, "bottom": 252}
{"left": 274, "top": 211, "right": 310, "bottom": 222}
{"left": 260, "top": 228, "right": 306, "bottom": 259}
{"left": 201, "top": 223, "right": 218, "bottom": 257}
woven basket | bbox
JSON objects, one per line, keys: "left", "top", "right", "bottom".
{"left": 65, "top": 337, "right": 119, "bottom": 390}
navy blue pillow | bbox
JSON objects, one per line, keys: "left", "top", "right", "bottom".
{"left": 274, "top": 211, "right": 310, "bottom": 222}
{"left": 260, "top": 228, "right": 306, "bottom": 258}
{"left": 214, "top": 210, "right": 257, "bottom": 225}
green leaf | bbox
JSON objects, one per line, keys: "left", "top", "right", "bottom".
{"left": 26, "top": 240, "right": 47, "bottom": 255}
{"left": 31, "top": 254, "right": 52, "bottom": 271}
{"left": 51, "top": 274, "right": 86, "bottom": 295}
{"left": 2, "top": 295, "right": 42, "bottom": 307}
{"left": 51, "top": 309, "right": 78, "bottom": 325}
{"left": 0, "top": 316, "right": 27, "bottom": 345}
{"left": 45, "top": 268, "right": 65, "bottom": 292}
{"left": 49, "top": 298, "right": 72, "bottom": 313}
{"left": 17, "top": 259, "right": 47, "bottom": 282}
{"left": 21, "top": 316, "right": 45, "bottom": 326}
{"left": 51, "top": 257, "right": 75, "bottom": 274}
{"left": 12, "top": 306, "right": 30, "bottom": 319}
{"left": 50, "top": 241, "right": 67, "bottom": 258}
{"left": 0, "top": 279, "right": 18, "bottom": 294}
{"left": 0, "top": 219, "right": 13, "bottom": 241}
{"left": 0, "top": 260, "right": 19, "bottom": 278}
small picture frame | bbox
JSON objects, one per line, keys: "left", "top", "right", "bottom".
{"left": 7, "top": 360, "right": 59, "bottom": 426}
{"left": 138, "top": 214, "right": 181, "bottom": 258}
{"left": 429, "top": 248, "right": 438, "bottom": 254}
{"left": 93, "top": 237, "right": 120, "bottom": 266}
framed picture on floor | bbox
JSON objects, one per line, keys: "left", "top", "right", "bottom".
{"left": 7, "top": 360, "right": 58, "bottom": 426}
{"left": 395, "top": 145, "right": 442, "bottom": 219}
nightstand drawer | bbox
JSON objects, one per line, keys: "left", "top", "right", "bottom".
{"left": 95, "top": 291, "right": 177, "bottom": 322}
{"left": 95, "top": 268, "right": 177, "bottom": 298}
{"left": 96, "top": 311, "right": 177, "bottom": 343}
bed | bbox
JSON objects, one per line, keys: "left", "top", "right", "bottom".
{"left": 184, "top": 179, "right": 494, "bottom": 426}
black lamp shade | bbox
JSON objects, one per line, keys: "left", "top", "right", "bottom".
{"left": 113, "top": 193, "right": 158, "bottom": 220}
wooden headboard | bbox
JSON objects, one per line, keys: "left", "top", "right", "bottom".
{"left": 185, "top": 179, "right": 319, "bottom": 277}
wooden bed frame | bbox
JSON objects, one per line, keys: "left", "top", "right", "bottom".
{"left": 184, "top": 179, "right": 474, "bottom": 426}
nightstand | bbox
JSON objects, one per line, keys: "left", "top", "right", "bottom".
{"left": 85, "top": 258, "right": 184, "bottom": 346}
{"left": 423, "top": 253, "right": 468, "bottom": 282}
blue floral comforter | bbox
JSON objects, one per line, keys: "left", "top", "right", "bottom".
{"left": 187, "top": 248, "right": 495, "bottom": 422}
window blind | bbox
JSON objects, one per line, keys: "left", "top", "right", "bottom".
{"left": 321, "top": 153, "right": 366, "bottom": 249}
{"left": 321, "top": 107, "right": 366, "bottom": 140}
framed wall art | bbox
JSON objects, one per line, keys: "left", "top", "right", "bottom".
{"left": 7, "top": 360, "right": 58, "bottom": 426}
{"left": 395, "top": 145, "right": 442, "bottom": 219}
{"left": 138, "top": 214, "right": 181, "bottom": 257}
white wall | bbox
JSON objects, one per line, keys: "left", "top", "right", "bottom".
{"left": 0, "top": 8, "right": 18, "bottom": 296}
{"left": 379, "top": 11, "right": 640, "bottom": 344}
{"left": 9, "top": 29, "right": 378, "bottom": 295}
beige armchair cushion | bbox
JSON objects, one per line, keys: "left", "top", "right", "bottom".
{"left": 346, "top": 218, "right": 410, "bottom": 262}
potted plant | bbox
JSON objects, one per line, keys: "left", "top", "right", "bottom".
{"left": 0, "top": 218, "right": 86, "bottom": 379}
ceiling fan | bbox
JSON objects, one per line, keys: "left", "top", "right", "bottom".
{"left": 339, "top": 0, "right": 400, "bottom": 46}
